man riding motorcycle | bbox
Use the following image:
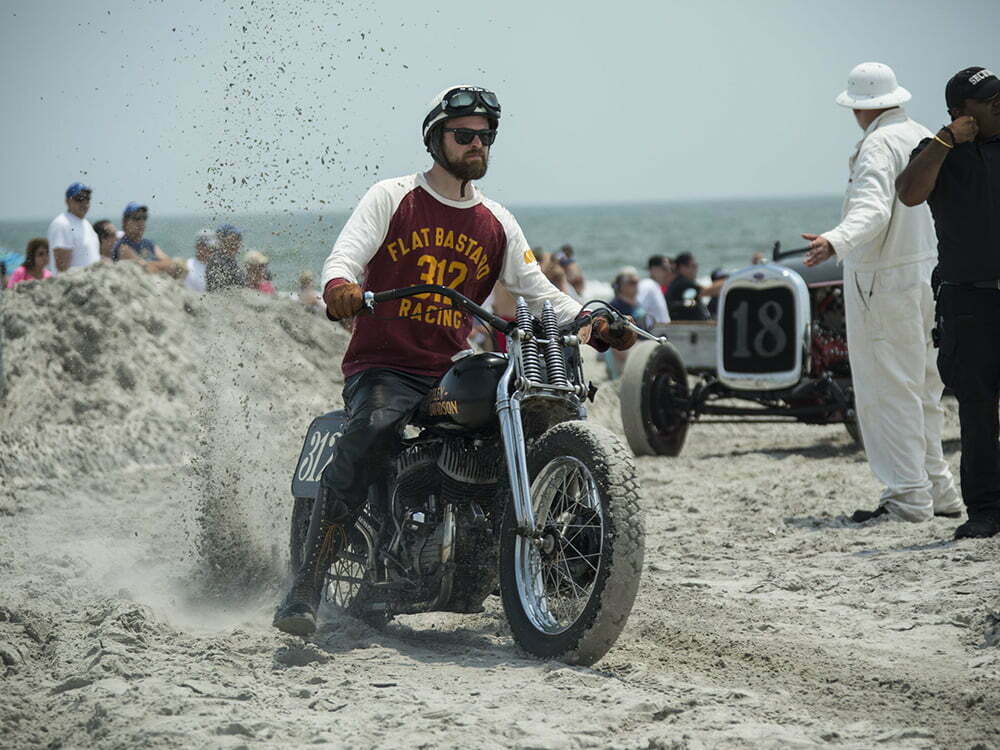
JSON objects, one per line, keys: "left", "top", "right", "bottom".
{"left": 274, "top": 84, "right": 637, "bottom": 635}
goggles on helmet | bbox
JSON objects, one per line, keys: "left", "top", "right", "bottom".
{"left": 442, "top": 87, "right": 500, "bottom": 116}
{"left": 422, "top": 86, "right": 501, "bottom": 141}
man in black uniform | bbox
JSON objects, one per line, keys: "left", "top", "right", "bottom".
{"left": 897, "top": 66, "right": 1000, "bottom": 539}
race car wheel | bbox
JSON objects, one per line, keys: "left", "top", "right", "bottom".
{"left": 619, "top": 340, "right": 690, "bottom": 456}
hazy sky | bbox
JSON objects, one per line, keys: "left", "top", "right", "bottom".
{"left": 2, "top": 0, "right": 998, "bottom": 220}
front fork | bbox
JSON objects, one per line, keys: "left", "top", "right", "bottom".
{"left": 495, "top": 318, "right": 666, "bottom": 537}
{"left": 496, "top": 359, "right": 537, "bottom": 537}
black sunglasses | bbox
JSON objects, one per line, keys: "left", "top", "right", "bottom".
{"left": 443, "top": 127, "right": 497, "bottom": 146}
{"left": 73, "top": 194, "right": 92, "bottom": 202}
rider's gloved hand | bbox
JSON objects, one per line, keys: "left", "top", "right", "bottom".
{"left": 593, "top": 315, "right": 638, "bottom": 351}
{"left": 324, "top": 281, "right": 364, "bottom": 320}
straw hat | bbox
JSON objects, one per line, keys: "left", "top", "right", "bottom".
{"left": 244, "top": 250, "right": 269, "bottom": 266}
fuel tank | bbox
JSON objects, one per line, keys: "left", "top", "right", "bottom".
{"left": 418, "top": 352, "right": 508, "bottom": 431}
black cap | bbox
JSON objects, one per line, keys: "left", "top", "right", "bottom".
{"left": 946, "top": 66, "right": 1000, "bottom": 109}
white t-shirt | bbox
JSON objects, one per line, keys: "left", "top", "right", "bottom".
{"left": 637, "top": 277, "right": 670, "bottom": 324}
{"left": 46, "top": 212, "right": 100, "bottom": 273}
{"left": 184, "top": 258, "right": 207, "bottom": 292}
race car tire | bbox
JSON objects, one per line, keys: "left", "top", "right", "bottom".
{"left": 619, "top": 340, "right": 690, "bottom": 457}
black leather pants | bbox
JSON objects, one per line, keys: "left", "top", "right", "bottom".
{"left": 302, "top": 368, "right": 438, "bottom": 563}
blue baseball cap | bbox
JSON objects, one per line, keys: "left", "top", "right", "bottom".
{"left": 65, "top": 182, "right": 92, "bottom": 199}
{"left": 123, "top": 202, "right": 148, "bottom": 219}
{"left": 216, "top": 223, "right": 242, "bottom": 238}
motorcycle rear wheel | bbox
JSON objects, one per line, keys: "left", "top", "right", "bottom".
{"left": 289, "top": 498, "right": 386, "bottom": 626}
{"left": 499, "top": 421, "right": 644, "bottom": 666}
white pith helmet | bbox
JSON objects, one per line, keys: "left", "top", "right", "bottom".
{"left": 835, "top": 62, "right": 911, "bottom": 109}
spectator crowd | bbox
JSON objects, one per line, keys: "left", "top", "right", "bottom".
{"left": 1, "top": 182, "right": 323, "bottom": 311}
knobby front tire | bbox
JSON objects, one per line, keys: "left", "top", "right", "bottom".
{"left": 499, "top": 421, "right": 645, "bottom": 666}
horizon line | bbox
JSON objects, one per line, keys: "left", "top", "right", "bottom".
{"left": 0, "top": 192, "right": 842, "bottom": 224}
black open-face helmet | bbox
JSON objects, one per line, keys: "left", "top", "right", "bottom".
{"left": 422, "top": 85, "right": 500, "bottom": 168}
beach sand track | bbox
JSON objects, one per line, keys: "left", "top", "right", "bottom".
{"left": 1, "top": 265, "right": 998, "bottom": 749}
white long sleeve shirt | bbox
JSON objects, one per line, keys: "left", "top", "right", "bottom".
{"left": 636, "top": 278, "right": 670, "bottom": 324}
{"left": 822, "top": 108, "right": 937, "bottom": 272}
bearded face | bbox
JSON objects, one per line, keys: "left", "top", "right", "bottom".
{"left": 439, "top": 114, "right": 491, "bottom": 181}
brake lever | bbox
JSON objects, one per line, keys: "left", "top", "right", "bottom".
{"left": 621, "top": 317, "right": 668, "bottom": 345}
{"left": 573, "top": 307, "right": 668, "bottom": 345}
{"left": 363, "top": 290, "right": 376, "bottom": 312}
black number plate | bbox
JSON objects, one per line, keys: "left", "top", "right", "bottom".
{"left": 290, "top": 410, "right": 348, "bottom": 499}
{"left": 722, "top": 287, "right": 796, "bottom": 373}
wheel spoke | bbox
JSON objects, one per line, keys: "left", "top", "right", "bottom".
{"left": 514, "top": 456, "right": 606, "bottom": 635}
{"left": 562, "top": 514, "right": 601, "bottom": 547}
{"left": 559, "top": 536, "right": 600, "bottom": 575}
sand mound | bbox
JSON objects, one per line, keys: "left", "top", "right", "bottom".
{"left": 0, "top": 262, "right": 348, "bottom": 480}
{"left": 1, "top": 263, "right": 350, "bottom": 595}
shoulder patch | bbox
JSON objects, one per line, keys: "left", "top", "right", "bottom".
{"left": 523, "top": 249, "right": 536, "bottom": 265}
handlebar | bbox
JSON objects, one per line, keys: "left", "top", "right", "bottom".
{"left": 573, "top": 301, "right": 669, "bottom": 346}
{"left": 367, "top": 284, "right": 515, "bottom": 334}
{"left": 364, "top": 285, "right": 668, "bottom": 346}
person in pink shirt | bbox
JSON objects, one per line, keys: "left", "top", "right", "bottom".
{"left": 7, "top": 238, "right": 53, "bottom": 288}
{"left": 244, "top": 250, "right": 276, "bottom": 294}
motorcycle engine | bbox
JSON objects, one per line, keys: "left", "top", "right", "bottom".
{"left": 391, "top": 437, "right": 501, "bottom": 579}
{"left": 400, "top": 507, "right": 448, "bottom": 576}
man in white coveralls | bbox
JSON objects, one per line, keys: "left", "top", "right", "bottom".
{"left": 803, "top": 62, "right": 962, "bottom": 523}
{"left": 273, "top": 85, "right": 636, "bottom": 636}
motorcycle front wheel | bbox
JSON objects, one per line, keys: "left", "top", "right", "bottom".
{"left": 499, "top": 421, "right": 645, "bottom": 666}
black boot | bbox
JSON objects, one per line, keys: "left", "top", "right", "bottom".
{"left": 954, "top": 511, "right": 1000, "bottom": 540}
{"left": 273, "top": 489, "right": 350, "bottom": 636}
{"left": 850, "top": 505, "right": 889, "bottom": 523}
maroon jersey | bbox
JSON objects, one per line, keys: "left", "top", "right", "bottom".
{"left": 322, "top": 173, "right": 581, "bottom": 378}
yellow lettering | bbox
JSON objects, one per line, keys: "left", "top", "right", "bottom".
{"left": 424, "top": 306, "right": 436, "bottom": 323}
{"left": 456, "top": 233, "right": 467, "bottom": 253}
{"left": 443, "top": 231, "right": 455, "bottom": 249}
{"left": 420, "top": 227, "right": 431, "bottom": 245}
{"left": 476, "top": 264, "right": 490, "bottom": 281}
{"left": 411, "top": 301, "right": 423, "bottom": 317}
{"left": 398, "top": 236, "right": 410, "bottom": 256}
{"left": 410, "top": 230, "right": 424, "bottom": 250}
{"left": 399, "top": 298, "right": 411, "bottom": 317}
{"left": 435, "top": 227, "right": 445, "bottom": 246}
{"left": 387, "top": 242, "right": 399, "bottom": 262}
{"left": 469, "top": 246, "right": 483, "bottom": 265}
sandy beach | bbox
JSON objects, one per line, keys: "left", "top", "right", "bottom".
{"left": 1, "top": 264, "right": 998, "bottom": 749}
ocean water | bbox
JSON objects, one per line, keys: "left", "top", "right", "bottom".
{"left": 0, "top": 196, "right": 840, "bottom": 293}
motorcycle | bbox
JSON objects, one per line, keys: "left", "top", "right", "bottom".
{"left": 288, "top": 284, "right": 659, "bottom": 665}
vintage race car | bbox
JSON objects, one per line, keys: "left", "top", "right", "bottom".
{"left": 620, "top": 243, "right": 858, "bottom": 456}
